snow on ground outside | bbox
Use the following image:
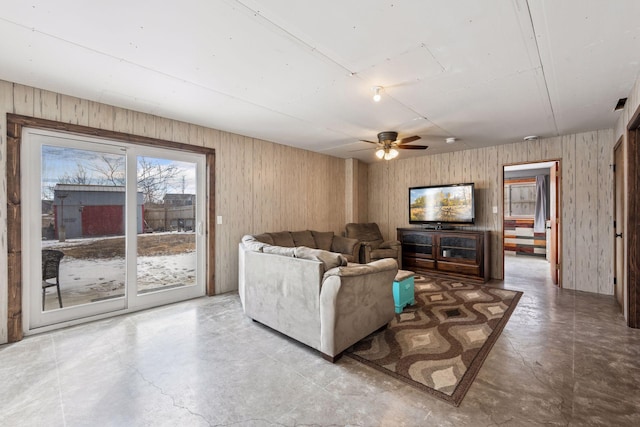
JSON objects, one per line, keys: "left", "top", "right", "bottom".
{"left": 41, "top": 233, "right": 196, "bottom": 310}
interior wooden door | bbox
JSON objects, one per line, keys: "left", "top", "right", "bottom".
{"left": 549, "top": 162, "right": 560, "bottom": 285}
{"left": 614, "top": 140, "right": 625, "bottom": 310}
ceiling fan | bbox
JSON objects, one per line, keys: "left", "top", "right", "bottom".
{"left": 361, "top": 131, "right": 429, "bottom": 160}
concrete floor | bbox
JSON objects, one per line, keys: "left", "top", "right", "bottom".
{"left": 1, "top": 255, "right": 639, "bottom": 426}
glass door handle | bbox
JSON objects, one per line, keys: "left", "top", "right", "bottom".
{"left": 197, "top": 222, "right": 204, "bottom": 236}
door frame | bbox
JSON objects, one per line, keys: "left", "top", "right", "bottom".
{"left": 501, "top": 160, "right": 562, "bottom": 287}
{"left": 627, "top": 107, "right": 640, "bottom": 328}
{"left": 6, "top": 114, "right": 216, "bottom": 342}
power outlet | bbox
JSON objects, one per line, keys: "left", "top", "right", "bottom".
{"left": 217, "top": 216, "right": 222, "bottom": 225}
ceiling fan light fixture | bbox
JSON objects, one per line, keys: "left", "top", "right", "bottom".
{"left": 367, "top": 131, "right": 425, "bottom": 160}
{"left": 375, "top": 147, "right": 399, "bottom": 160}
{"left": 372, "top": 86, "right": 383, "bottom": 102}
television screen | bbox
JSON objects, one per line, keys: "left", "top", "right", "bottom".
{"left": 409, "top": 183, "right": 475, "bottom": 224}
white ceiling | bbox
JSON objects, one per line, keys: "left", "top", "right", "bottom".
{"left": 1, "top": 1, "right": 638, "bottom": 163}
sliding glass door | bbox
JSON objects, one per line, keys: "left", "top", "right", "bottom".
{"left": 22, "top": 128, "right": 206, "bottom": 330}
{"left": 129, "top": 150, "right": 205, "bottom": 310}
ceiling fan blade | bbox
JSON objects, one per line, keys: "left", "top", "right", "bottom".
{"left": 397, "top": 135, "right": 421, "bottom": 145}
{"left": 397, "top": 145, "right": 429, "bottom": 150}
{"left": 360, "top": 139, "right": 378, "bottom": 145}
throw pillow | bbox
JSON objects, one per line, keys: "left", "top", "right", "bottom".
{"left": 311, "top": 230, "right": 334, "bottom": 251}
{"left": 263, "top": 245, "right": 296, "bottom": 257}
{"left": 241, "top": 235, "right": 269, "bottom": 252}
{"left": 294, "top": 246, "right": 347, "bottom": 271}
{"left": 253, "top": 233, "right": 275, "bottom": 245}
{"left": 291, "top": 230, "right": 316, "bottom": 248}
{"left": 269, "top": 231, "right": 296, "bottom": 247}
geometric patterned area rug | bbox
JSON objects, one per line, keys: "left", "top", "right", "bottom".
{"left": 345, "top": 275, "right": 522, "bottom": 406}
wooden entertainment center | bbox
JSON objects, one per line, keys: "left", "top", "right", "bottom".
{"left": 397, "top": 228, "right": 490, "bottom": 282}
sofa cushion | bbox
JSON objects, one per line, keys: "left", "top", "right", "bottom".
{"left": 341, "top": 254, "right": 356, "bottom": 263}
{"left": 253, "top": 233, "right": 275, "bottom": 245}
{"left": 330, "top": 235, "right": 358, "bottom": 255}
{"left": 269, "top": 231, "right": 296, "bottom": 247}
{"left": 379, "top": 240, "right": 400, "bottom": 249}
{"left": 241, "top": 235, "right": 269, "bottom": 252}
{"left": 295, "top": 246, "right": 347, "bottom": 271}
{"left": 345, "top": 223, "right": 384, "bottom": 243}
{"left": 370, "top": 248, "right": 399, "bottom": 259}
{"left": 366, "top": 239, "right": 384, "bottom": 250}
{"left": 263, "top": 245, "right": 296, "bottom": 257}
{"left": 311, "top": 230, "right": 334, "bottom": 251}
{"left": 324, "top": 258, "right": 398, "bottom": 278}
{"left": 291, "top": 230, "right": 317, "bottom": 248}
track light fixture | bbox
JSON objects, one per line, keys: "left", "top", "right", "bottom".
{"left": 372, "top": 86, "right": 383, "bottom": 102}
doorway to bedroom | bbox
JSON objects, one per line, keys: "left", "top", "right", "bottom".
{"left": 503, "top": 161, "right": 561, "bottom": 287}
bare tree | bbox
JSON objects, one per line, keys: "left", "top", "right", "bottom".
{"left": 89, "top": 154, "right": 125, "bottom": 186}
{"left": 42, "top": 184, "right": 55, "bottom": 201}
{"left": 74, "top": 154, "right": 180, "bottom": 203}
{"left": 59, "top": 163, "right": 92, "bottom": 185}
{"left": 137, "top": 157, "right": 181, "bottom": 203}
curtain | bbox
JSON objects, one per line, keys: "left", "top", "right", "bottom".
{"left": 534, "top": 175, "right": 547, "bottom": 233}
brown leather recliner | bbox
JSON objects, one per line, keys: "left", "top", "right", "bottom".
{"left": 345, "top": 223, "right": 401, "bottom": 267}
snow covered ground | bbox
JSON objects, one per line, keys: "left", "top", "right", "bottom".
{"left": 42, "top": 235, "right": 196, "bottom": 311}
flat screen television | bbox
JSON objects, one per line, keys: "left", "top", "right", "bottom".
{"left": 409, "top": 183, "right": 475, "bottom": 225}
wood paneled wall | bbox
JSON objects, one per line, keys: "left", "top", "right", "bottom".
{"left": 357, "top": 161, "right": 369, "bottom": 223}
{"left": 0, "top": 80, "right": 347, "bottom": 344}
{"left": 368, "top": 130, "right": 615, "bottom": 294}
{"left": 345, "top": 159, "right": 369, "bottom": 224}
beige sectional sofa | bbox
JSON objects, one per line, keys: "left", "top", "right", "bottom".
{"left": 239, "top": 230, "right": 398, "bottom": 362}
{"left": 247, "top": 229, "right": 362, "bottom": 262}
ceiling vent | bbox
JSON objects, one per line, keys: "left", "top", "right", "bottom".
{"left": 614, "top": 98, "right": 627, "bottom": 111}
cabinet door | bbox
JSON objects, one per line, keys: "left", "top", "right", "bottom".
{"left": 437, "top": 234, "right": 479, "bottom": 264}
{"left": 401, "top": 232, "right": 435, "bottom": 259}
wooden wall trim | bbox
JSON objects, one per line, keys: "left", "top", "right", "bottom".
{"left": 504, "top": 177, "right": 536, "bottom": 184}
{"left": 6, "top": 120, "right": 22, "bottom": 342}
{"left": 6, "top": 114, "right": 216, "bottom": 341}
{"left": 206, "top": 151, "right": 216, "bottom": 296}
{"left": 7, "top": 114, "right": 214, "bottom": 155}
